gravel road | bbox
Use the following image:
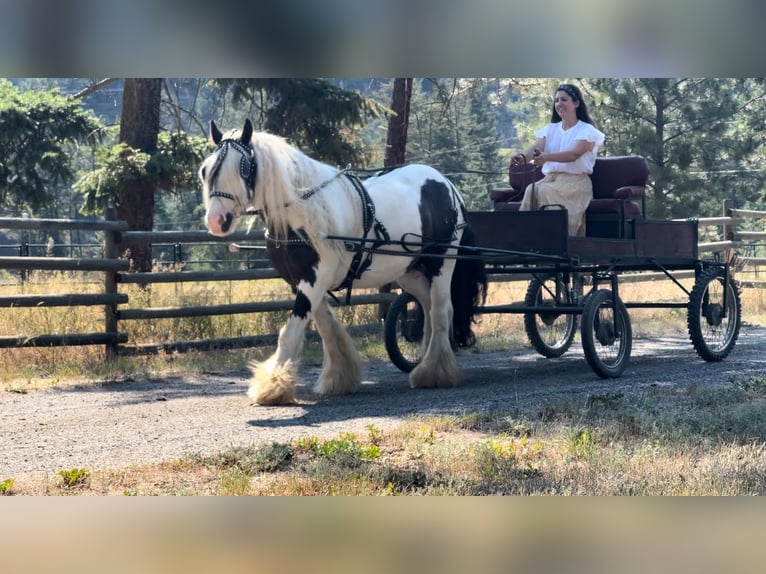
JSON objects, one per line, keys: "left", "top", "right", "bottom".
{"left": 3, "top": 325, "right": 765, "bottom": 478}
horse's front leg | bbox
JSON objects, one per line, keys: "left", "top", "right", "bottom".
{"left": 248, "top": 287, "right": 314, "bottom": 406}
{"left": 312, "top": 298, "right": 363, "bottom": 395}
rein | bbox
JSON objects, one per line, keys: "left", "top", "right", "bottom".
{"left": 298, "top": 167, "right": 350, "bottom": 201}
{"left": 513, "top": 152, "right": 543, "bottom": 210}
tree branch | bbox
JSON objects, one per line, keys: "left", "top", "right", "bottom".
{"left": 71, "top": 78, "right": 120, "bottom": 100}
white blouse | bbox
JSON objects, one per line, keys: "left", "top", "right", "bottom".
{"left": 535, "top": 120, "right": 605, "bottom": 175}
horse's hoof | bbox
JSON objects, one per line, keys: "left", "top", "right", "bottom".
{"left": 313, "top": 375, "right": 360, "bottom": 395}
{"left": 248, "top": 358, "right": 297, "bottom": 405}
{"left": 409, "top": 360, "right": 461, "bottom": 389}
{"left": 248, "top": 383, "right": 295, "bottom": 406}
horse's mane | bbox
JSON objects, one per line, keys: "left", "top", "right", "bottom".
{"left": 249, "top": 132, "right": 340, "bottom": 246}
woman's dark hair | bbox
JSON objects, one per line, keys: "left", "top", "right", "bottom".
{"left": 551, "top": 83, "right": 597, "bottom": 126}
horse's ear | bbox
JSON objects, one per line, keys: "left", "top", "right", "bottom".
{"left": 240, "top": 118, "right": 253, "bottom": 145}
{"left": 210, "top": 120, "right": 223, "bottom": 146}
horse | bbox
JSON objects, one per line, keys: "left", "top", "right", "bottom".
{"left": 199, "top": 118, "right": 487, "bottom": 406}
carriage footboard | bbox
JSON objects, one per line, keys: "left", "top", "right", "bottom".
{"left": 467, "top": 210, "right": 569, "bottom": 259}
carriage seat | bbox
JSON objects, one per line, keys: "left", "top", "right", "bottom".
{"left": 490, "top": 155, "right": 649, "bottom": 238}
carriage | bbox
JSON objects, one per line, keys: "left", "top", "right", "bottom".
{"left": 200, "top": 120, "right": 741, "bottom": 406}
{"left": 383, "top": 207, "right": 741, "bottom": 379}
{"left": 382, "top": 154, "right": 741, "bottom": 379}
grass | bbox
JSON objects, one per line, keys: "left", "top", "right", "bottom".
{"left": 0, "top": 478, "right": 14, "bottom": 495}
{"left": 0, "top": 272, "right": 372, "bottom": 389}
{"left": 7, "top": 373, "right": 766, "bottom": 495}
{"left": 0, "top": 271, "right": 763, "bottom": 389}
{"left": 2, "top": 272, "right": 766, "bottom": 495}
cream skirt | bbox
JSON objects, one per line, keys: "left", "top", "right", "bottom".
{"left": 519, "top": 172, "right": 592, "bottom": 236}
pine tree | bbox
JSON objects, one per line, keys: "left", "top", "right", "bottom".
{"left": 0, "top": 79, "right": 101, "bottom": 214}
{"left": 586, "top": 78, "right": 766, "bottom": 218}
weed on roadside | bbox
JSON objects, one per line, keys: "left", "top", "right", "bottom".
{"left": 58, "top": 468, "right": 91, "bottom": 490}
{"left": 202, "top": 442, "right": 293, "bottom": 475}
{"left": 0, "top": 478, "right": 15, "bottom": 495}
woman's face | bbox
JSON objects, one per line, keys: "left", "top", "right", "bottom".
{"left": 554, "top": 90, "right": 579, "bottom": 118}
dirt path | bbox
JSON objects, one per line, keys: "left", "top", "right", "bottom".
{"left": 3, "top": 325, "right": 765, "bottom": 478}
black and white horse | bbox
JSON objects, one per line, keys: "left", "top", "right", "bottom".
{"left": 199, "top": 119, "right": 486, "bottom": 405}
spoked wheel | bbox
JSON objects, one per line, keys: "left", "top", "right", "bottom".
{"left": 384, "top": 292, "right": 424, "bottom": 372}
{"left": 687, "top": 266, "right": 741, "bottom": 361}
{"left": 580, "top": 288, "right": 632, "bottom": 378}
{"left": 523, "top": 275, "right": 577, "bottom": 358}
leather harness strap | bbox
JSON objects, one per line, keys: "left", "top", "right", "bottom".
{"left": 335, "top": 173, "right": 390, "bottom": 304}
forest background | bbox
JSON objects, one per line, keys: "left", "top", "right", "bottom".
{"left": 2, "top": 78, "right": 765, "bottom": 270}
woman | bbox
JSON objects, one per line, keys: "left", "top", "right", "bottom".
{"left": 512, "top": 83, "right": 605, "bottom": 236}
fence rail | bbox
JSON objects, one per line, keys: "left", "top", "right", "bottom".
{"left": 0, "top": 199, "right": 764, "bottom": 357}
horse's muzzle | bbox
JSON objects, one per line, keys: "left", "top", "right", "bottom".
{"left": 207, "top": 211, "right": 235, "bottom": 236}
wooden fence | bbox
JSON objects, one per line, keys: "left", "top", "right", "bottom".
{"left": 0, "top": 213, "right": 395, "bottom": 358}
{"left": 0, "top": 216, "right": 130, "bottom": 352}
{"left": 687, "top": 199, "right": 766, "bottom": 288}
{"left": 0, "top": 200, "right": 764, "bottom": 358}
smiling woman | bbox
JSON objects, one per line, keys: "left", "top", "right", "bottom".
{"left": 511, "top": 83, "right": 605, "bottom": 237}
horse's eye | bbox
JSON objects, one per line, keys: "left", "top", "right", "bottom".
{"left": 200, "top": 167, "right": 207, "bottom": 179}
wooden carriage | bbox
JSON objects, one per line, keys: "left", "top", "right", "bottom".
{"left": 384, "top": 157, "right": 741, "bottom": 379}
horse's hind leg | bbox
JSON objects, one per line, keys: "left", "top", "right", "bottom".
{"left": 409, "top": 265, "right": 462, "bottom": 389}
{"left": 312, "top": 298, "right": 362, "bottom": 395}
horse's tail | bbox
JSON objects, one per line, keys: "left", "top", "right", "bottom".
{"left": 451, "top": 222, "right": 487, "bottom": 348}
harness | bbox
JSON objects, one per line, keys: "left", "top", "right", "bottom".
{"left": 263, "top": 170, "right": 390, "bottom": 304}
{"left": 208, "top": 140, "right": 389, "bottom": 304}
{"left": 334, "top": 172, "right": 390, "bottom": 303}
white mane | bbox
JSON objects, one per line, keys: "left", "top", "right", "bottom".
{"left": 249, "top": 132, "right": 346, "bottom": 249}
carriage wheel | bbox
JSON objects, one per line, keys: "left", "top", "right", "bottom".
{"left": 523, "top": 275, "right": 577, "bottom": 358}
{"left": 580, "top": 289, "right": 632, "bottom": 378}
{"left": 687, "top": 266, "right": 741, "bottom": 361}
{"left": 384, "top": 292, "right": 424, "bottom": 373}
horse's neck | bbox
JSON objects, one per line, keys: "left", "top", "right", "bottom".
{"left": 298, "top": 154, "right": 338, "bottom": 189}
{"left": 264, "top": 150, "right": 343, "bottom": 240}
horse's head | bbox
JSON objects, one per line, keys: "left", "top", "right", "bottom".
{"left": 199, "top": 118, "right": 257, "bottom": 236}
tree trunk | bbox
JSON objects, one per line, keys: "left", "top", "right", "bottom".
{"left": 380, "top": 78, "right": 413, "bottom": 319}
{"left": 384, "top": 78, "right": 412, "bottom": 168}
{"left": 117, "top": 78, "right": 162, "bottom": 273}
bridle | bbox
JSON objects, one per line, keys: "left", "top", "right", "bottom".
{"left": 207, "top": 138, "right": 258, "bottom": 214}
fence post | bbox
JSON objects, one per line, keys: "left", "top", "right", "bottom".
{"left": 19, "top": 212, "right": 30, "bottom": 284}
{"left": 723, "top": 198, "right": 734, "bottom": 264}
{"left": 104, "top": 207, "right": 120, "bottom": 359}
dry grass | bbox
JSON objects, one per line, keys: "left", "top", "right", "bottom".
{"left": 0, "top": 272, "right": 382, "bottom": 390}
{"left": 7, "top": 374, "right": 766, "bottom": 496}
{"left": 2, "top": 271, "right": 766, "bottom": 496}
{"left": 473, "top": 272, "right": 764, "bottom": 350}
{"left": 0, "top": 271, "right": 762, "bottom": 390}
